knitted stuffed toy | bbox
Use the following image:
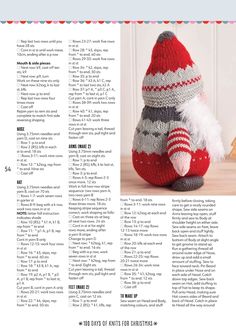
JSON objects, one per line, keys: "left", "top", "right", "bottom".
{"left": 132, "top": 31, "right": 224, "bottom": 191}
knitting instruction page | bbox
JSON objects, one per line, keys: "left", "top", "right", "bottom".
{"left": 0, "top": 23, "right": 235, "bottom": 333}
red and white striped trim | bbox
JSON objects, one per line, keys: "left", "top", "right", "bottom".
{"left": 167, "top": 140, "right": 190, "bottom": 151}
{"left": 142, "top": 76, "right": 201, "bottom": 92}
{"left": 167, "top": 127, "right": 191, "bottom": 158}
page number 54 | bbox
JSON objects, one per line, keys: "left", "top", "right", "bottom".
{"left": 5, "top": 166, "right": 11, "bottom": 172}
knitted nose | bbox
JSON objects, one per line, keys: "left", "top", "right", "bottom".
{"left": 157, "top": 31, "right": 175, "bottom": 43}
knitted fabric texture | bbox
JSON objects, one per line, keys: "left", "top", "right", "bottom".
{"left": 132, "top": 105, "right": 210, "bottom": 186}
{"left": 171, "top": 176, "right": 204, "bottom": 191}
{"left": 132, "top": 31, "right": 210, "bottom": 188}
{"left": 142, "top": 31, "right": 203, "bottom": 108}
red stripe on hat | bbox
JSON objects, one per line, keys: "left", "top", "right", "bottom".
{"left": 142, "top": 76, "right": 201, "bottom": 92}
{"left": 167, "top": 139, "right": 190, "bottom": 151}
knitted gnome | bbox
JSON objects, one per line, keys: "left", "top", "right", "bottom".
{"left": 132, "top": 31, "right": 224, "bottom": 191}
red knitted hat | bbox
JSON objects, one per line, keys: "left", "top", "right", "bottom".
{"left": 142, "top": 31, "right": 203, "bottom": 107}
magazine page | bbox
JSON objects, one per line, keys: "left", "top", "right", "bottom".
{"left": 0, "top": 20, "right": 235, "bottom": 333}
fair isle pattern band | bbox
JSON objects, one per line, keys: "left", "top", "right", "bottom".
{"left": 133, "top": 106, "right": 206, "bottom": 155}
{"left": 142, "top": 78, "right": 203, "bottom": 107}
{"left": 143, "top": 75, "right": 201, "bottom": 92}
{"left": 142, "top": 64, "right": 201, "bottom": 90}
{"left": 136, "top": 118, "right": 183, "bottom": 134}
{"left": 133, "top": 119, "right": 206, "bottom": 154}
{"left": 142, "top": 62, "right": 203, "bottom": 108}
{"left": 133, "top": 130, "right": 206, "bottom": 154}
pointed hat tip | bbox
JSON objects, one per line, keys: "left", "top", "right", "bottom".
{"left": 157, "top": 31, "right": 175, "bottom": 43}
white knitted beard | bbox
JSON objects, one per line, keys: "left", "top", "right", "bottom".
{"left": 176, "top": 95, "right": 225, "bottom": 161}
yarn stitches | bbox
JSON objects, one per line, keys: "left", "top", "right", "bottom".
{"left": 132, "top": 31, "right": 214, "bottom": 189}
